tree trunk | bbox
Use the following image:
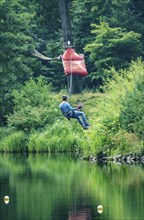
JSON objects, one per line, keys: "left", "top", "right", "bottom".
{"left": 58, "top": 0, "right": 73, "bottom": 47}
{"left": 58, "top": 0, "right": 82, "bottom": 94}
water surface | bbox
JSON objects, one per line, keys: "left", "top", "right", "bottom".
{"left": 0, "top": 153, "right": 144, "bottom": 220}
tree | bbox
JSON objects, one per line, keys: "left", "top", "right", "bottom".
{"left": 1, "top": 0, "right": 144, "bottom": 123}
{"left": 0, "top": 0, "right": 35, "bottom": 123}
{"left": 27, "top": 0, "right": 68, "bottom": 91}
{"left": 84, "top": 22, "right": 143, "bottom": 84}
{"left": 70, "top": 0, "right": 144, "bottom": 87}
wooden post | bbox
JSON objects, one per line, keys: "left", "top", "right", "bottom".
{"left": 58, "top": 0, "right": 82, "bottom": 94}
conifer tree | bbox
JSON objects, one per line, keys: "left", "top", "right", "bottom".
{"left": 0, "top": 0, "right": 35, "bottom": 123}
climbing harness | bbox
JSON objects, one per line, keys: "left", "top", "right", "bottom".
{"left": 64, "top": 109, "right": 75, "bottom": 120}
{"left": 60, "top": 102, "right": 75, "bottom": 120}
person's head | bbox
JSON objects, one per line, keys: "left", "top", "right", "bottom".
{"left": 62, "top": 95, "right": 68, "bottom": 101}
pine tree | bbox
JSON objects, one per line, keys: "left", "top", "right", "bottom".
{"left": 0, "top": 0, "right": 36, "bottom": 123}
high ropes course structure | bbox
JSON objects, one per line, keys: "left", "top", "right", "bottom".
{"left": 33, "top": 0, "right": 88, "bottom": 95}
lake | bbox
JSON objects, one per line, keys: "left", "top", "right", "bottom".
{"left": 0, "top": 153, "right": 144, "bottom": 220}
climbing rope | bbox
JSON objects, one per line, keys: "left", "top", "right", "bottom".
{"left": 67, "top": 51, "right": 73, "bottom": 96}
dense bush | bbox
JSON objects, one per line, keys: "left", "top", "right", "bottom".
{"left": 0, "top": 131, "right": 26, "bottom": 152}
{"left": 7, "top": 77, "right": 60, "bottom": 132}
{"left": 120, "top": 62, "right": 144, "bottom": 138}
{"left": 28, "top": 120, "right": 83, "bottom": 153}
{"left": 80, "top": 59, "right": 144, "bottom": 156}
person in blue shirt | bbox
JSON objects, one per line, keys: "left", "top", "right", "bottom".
{"left": 59, "top": 95, "right": 90, "bottom": 129}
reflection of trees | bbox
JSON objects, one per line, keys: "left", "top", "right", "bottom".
{"left": 0, "top": 154, "right": 144, "bottom": 220}
{"left": 68, "top": 209, "right": 91, "bottom": 220}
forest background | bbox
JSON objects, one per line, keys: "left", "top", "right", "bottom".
{"left": 0, "top": 0, "right": 143, "bottom": 156}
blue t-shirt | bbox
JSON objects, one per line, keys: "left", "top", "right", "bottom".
{"left": 59, "top": 102, "right": 77, "bottom": 116}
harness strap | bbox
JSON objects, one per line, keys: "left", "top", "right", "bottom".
{"left": 64, "top": 110, "right": 75, "bottom": 120}
{"left": 61, "top": 103, "right": 75, "bottom": 120}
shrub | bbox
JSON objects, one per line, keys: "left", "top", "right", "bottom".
{"left": 82, "top": 59, "right": 144, "bottom": 156}
{"left": 0, "top": 127, "right": 10, "bottom": 140}
{"left": 28, "top": 121, "right": 84, "bottom": 153}
{"left": 0, "top": 131, "right": 26, "bottom": 152}
{"left": 120, "top": 61, "right": 144, "bottom": 138}
{"left": 7, "top": 77, "right": 60, "bottom": 132}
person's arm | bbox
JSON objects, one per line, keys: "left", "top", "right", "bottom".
{"left": 67, "top": 103, "right": 77, "bottom": 111}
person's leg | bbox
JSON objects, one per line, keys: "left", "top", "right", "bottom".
{"left": 80, "top": 112, "right": 89, "bottom": 125}
{"left": 72, "top": 111, "right": 89, "bottom": 127}
{"left": 77, "top": 116, "right": 84, "bottom": 126}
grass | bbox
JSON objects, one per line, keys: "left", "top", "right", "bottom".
{"left": 0, "top": 131, "right": 26, "bottom": 152}
{"left": 28, "top": 121, "right": 84, "bottom": 153}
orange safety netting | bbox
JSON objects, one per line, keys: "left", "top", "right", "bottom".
{"left": 61, "top": 48, "right": 88, "bottom": 76}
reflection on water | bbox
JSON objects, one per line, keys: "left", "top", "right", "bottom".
{"left": 68, "top": 209, "right": 91, "bottom": 220}
{"left": 0, "top": 153, "right": 144, "bottom": 220}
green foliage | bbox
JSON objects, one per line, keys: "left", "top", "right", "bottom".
{"left": 109, "top": 0, "right": 144, "bottom": 35}
{"left": 0, "top": 60, "right": 143, "bottom": 155}
{"left": 0, "top": 0, "right": 144, "bottom": 156}
{"left": 120, "top": 62, "right": 144, "bottom": 138}
{"left": 7, "top": 77, "right": 60, "bottom": 131}
{"left": 84, "top": 22, "right": 143, "bottom": 82}
{"left": 0, "top": 0, "right": 35, "bottom": 123}
{"left": 29, "top": 0, "right": 66, "bottom": 91}
{"left": 28, "top": 121, "right": 83, "bottom": 153}
{"left": 69, "top": 0, "right": 96, "bottom": 50}
{"left": 0, "top": 131, "right": 26, "bottom": 152}
{"left": 31, "top": 0, "right": 60, "bottom": 42}
{"left": 0, "top": 127, "right": 7, "bottom": 140}
{"left": 71, "top": 0, "right": 144, "bottom": 87}
{"left": 80, "top": 59, "right": 144, "bottom": 156}
{"left": 1, "top": 0, "right": 144, "bottom": 123}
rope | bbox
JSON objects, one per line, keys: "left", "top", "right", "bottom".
{"left": 67, "top": 51, "right": 73, "bottom": 96}
{"left": 69, "top": 60, "right": 73, "bottom": 95}
{"left": 33, "top": 50, "right": 60, "bottom": 61}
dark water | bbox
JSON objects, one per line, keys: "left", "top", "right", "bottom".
{"left": 0, "top": 153, "right": 144, "bottom": 220}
